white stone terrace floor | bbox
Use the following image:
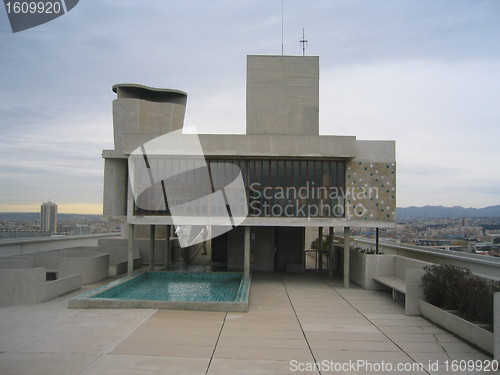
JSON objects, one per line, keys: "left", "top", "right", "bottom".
{"left": 0, "top": 272, "right": 493, "bottom": 375}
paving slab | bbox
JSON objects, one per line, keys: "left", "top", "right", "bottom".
{"left": 208, "top": 358, "right": 306, "bottom": 375}
{"left": 93, "top": 353, "right": 209, "bottom": 373}
{"left": 213, "top": 346, "right": 314, "bottom": 361}
{"left": 217, "top": 336, "right": 309, "bottom": 350}
{"left": 307, "top": 339, "right": 400, "bottom": 352}
{"left": 112, "top": 341, "right": 215, "bottom": 358}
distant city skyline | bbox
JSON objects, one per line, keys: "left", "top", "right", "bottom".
{"left": 1, "top": 1, "right": 499, "bottom": 214}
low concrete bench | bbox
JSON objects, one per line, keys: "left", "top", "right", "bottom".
{"left": 372, "top": 275, "right": 406, "bottom": 297}
{"left": 372, "top": 255, "right": 433, "bottom": 315}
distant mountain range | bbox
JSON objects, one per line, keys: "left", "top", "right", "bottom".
{"left": 1, "top": 206, "right": 500, "bottom": 222}
{"left": 396, "top": 205, "right": 500, "bottom": 219}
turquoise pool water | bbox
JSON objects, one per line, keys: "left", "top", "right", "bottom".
{"left": 91, "top": 272, "right": 243, "bottom": 303}
{"left": 69, "top": 271, "right": 250, "bottom": 311}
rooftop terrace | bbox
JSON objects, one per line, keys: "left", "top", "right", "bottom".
{"left": 0, "top": 271, "right": 492, "bottom": 375}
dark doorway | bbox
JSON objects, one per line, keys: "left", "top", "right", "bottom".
{"left": 274, "top": 227, "right": 305, "bottom": 271}
{"left": 211, "top": 232, "right": 229, "bottom": 263}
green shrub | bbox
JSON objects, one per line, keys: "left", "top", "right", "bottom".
{"left": 421, "top": 264, "right": 471, "bottom": 309}
{"left": 456, "top": 275, "right": 488, "bottom": 322}
{"left": 422, "top": 264, "right": 500, "bottom": 325}
{"left": 311, "top": 236, "right": 325, "bottom": 250}
{"left": 463, "top": 279, "right": 500, "bottom": 325}
{"left": 311, "top": 235, "right": 333, "bottom": 250}
{"left": 352, "top": 246, "right": 383, "bottom": 254}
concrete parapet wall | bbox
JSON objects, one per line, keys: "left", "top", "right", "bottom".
{"left": 0, "top": 246, "right": 110, "bottom": 306}
{"left": 0, "top": 268, "right": 47, "bottom": 307}
{"left": 98, "top": 238, "right": 139, "bottom": 265}
{"left": 394, "top": 256, "right": 430, "bottom": 279}
{"left": 351, "top": 237, "right": 500, "bottom": 279}
{"left": 1, "top": 247, "right": 111, "bottom": 285}
{"left": 0, "top": 266, "right": 83, "bottom": 307}
{"left": 59, "top": 248, "right": 109, "bottom": 284}
{"left": 33, "top": 251, "right": 61, "bottom": 270}
{"left": 0, "top": 259, "right": 32, "bottom": 269}
{"left": 0, "top": 234, "right": 120, "bottom": 257}
{"left": 45, "top": 274, "right": 82, "bottom": 301}
{"left": 98, "top": 238, "right": 159, "bottom": 265}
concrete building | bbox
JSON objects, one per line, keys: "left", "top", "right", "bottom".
{"left": 102, "top": 55, "right": 396, "bottom": 284}
{"left": 40, "top": 201, "right": 57, "bottom": 233}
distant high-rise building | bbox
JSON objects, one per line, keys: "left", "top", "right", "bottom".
{"left": 40, "top": 201, "right": 57, "bottom": 233}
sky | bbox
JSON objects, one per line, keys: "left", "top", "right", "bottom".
{"left": 0, "top": 0, "right": 499, "bottom": 214}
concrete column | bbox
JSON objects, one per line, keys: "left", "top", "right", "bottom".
{"left": 127, "top": 224, "right": 135, "bottom": 276}
{"left": 120, "top": 222, "right": 129, "bottom": 239}
{"left": 165, "top": 225, "right": 171, "bottom": 267}
{"left": 343, "top": 227, "right": 351, "bottom": 288}
{"left": 244, "top": 226, "right": 250, "bottom": 279}
{"left": 318, "top": 226, "right": 323, "bottom": 269}
{"left": 328, "top": 227, "right": 334, "bottom": 277}
{"left": 495, "top": 292, "right": 499, "bottom": 360}
{"left": 149, "top": 225, "right": 155, "bottom": 271}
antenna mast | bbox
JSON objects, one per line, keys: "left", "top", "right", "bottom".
{"left": 300, "top": 28, "right": 308, "bottom": 56}
{"left": 281, "top": 0, "right": 284, "bottom": 56}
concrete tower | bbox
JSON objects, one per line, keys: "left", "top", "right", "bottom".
{"left": 40, "top": 201, "right": 57, "bottom": 233}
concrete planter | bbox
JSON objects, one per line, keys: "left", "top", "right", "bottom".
{"left": 419, "top": 299, "right": 494, "bottom": 356}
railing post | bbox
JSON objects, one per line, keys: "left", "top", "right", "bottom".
{"left": 149, "top": 225, "right": 155, "bottom": 271}
{"left": 244, "top": 226, "right": 250, "bottom": 279}
{"left": 328, "top": 227, "right": 334, "bottom": 277}
{"left": 127, "top": 224, "right": 135, "bottom": 276}
{"left": 318, "top": 227, "right": 323, "bottom": 270}
{"left": 344, "top": 227, "right": 350, "bottom": 288}
{"left": 165, "top": 225, "right": 171, "bottom": 267}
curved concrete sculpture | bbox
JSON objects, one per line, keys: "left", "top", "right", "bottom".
{"left": 112, "top": 83, "right": 187, "bottom": 103}
{"left": 111, "top": 83, "right": 188, "bottom": 155}
{"left": 104, "top": 84, "right": 188, "bottom": 216}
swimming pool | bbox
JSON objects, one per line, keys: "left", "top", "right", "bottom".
{"left": 68, "top": 271, "right": 250, "bottom": 312}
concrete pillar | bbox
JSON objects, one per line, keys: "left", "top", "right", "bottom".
{"left": 127, "top": 224, "right": 135, "bottom": 276}
{"left": 120, "top": 222, "right": 129, "bottom": 239}
{"left": 495, "top": 292, "right": 499, "bottom": 360}
{"left": 318, "top": 226, "right": 323, "bottom": 269}
{"left": 165, "top": 225, "right": 171, "bottom": 267}
{"left": 343, "top": 227, "right": 350, "bottom": 288}
{"left": 149, "top": 225, "right": 155, "bottom": 271}
{"left": 328, "top": 227, "right": 334, "bottom": 277}
{"left": 244, "top": 226, "right": 250, "bottom": 279}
